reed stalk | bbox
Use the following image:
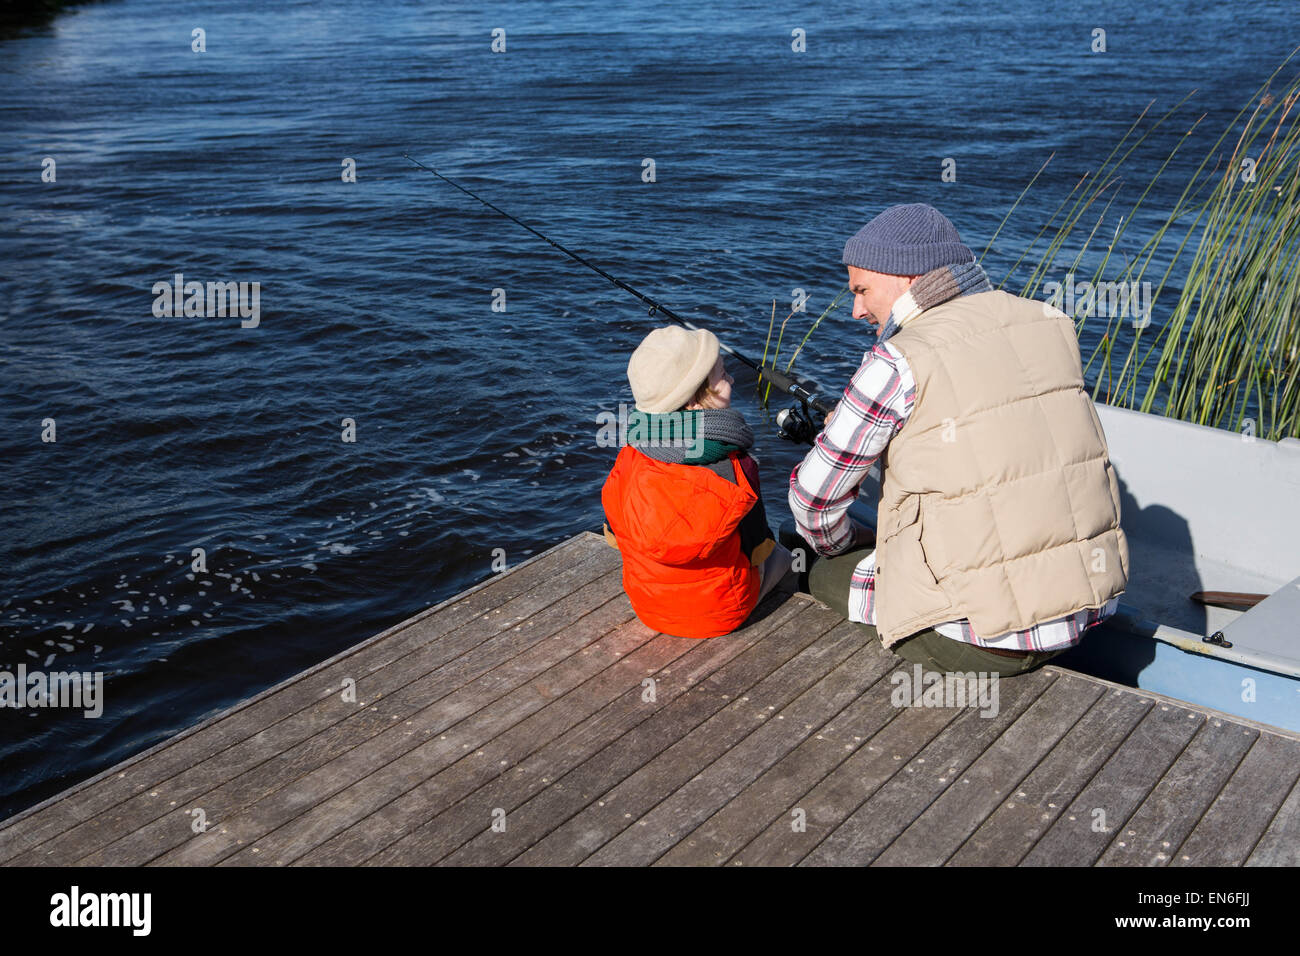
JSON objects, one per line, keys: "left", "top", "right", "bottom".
{"left": 758, "top": 54, "right": 1300, "bottom": 440}
{"left": 1002, "top": 54, "right": 1300, "bottom": 441}
{"left": 758, "top": 288, "right": 848, "bottom": 406}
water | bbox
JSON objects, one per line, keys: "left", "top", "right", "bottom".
{"left": 0, "top": 0, "right": 1295, "bottom": 821}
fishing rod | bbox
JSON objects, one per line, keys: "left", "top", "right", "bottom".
{"left": 404, "top": 154, "right": 832, "bottom": 444}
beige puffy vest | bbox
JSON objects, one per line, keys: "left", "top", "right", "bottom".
{"left": 873, "top": 289, "right": 1129, "bottom": 647}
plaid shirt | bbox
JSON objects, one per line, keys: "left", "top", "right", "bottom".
{"left": 788, "top": 342, "right": 1116, "bottom": 652}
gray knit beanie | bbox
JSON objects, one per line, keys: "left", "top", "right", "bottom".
{"left": 842, "top": 203, "right": 975, "bottom": 275}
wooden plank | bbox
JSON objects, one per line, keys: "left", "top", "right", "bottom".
{"left": 1246, "top": 775, "right": 1300, "bottom": 866}
{"left": 1097, "top": 717, "right": 1257, "bottom": 866}
{"left": 81, "top": 590, "right": 637, "bottom": 866}
{"left": 158, "top": 596, "right": 654, "bottom": 866}
{"left": 585, "top": 638, "right": 898, "bottom": 866}
{"left": 447, "top": 600, "right": 841, "bottom": 866}
{"left": 654, "top": 660, "right": 912, "bottom": 866}
{"left": 1171, "top": 731, "right": 1300, "bottom": 866}
{"left": 6, "top": 525, "right": 1298, "bottom": 870}
{"left": 514, "top": 607, "right": 864, "bottom": 866}
{"left": 1020, "top": 701, "right": 1205, "bottom": 866}
{"left": 370, "top": 591, "right": 810, "bottom": 866}
{"left": 295, "top": 620, "right": 703, "bottom": 864}
{"left": 947, "top": 686, "right": 1151, "bottom": 866}
{"left": 805, "top": 668, "right": 1055, "bottom": 865}
{"left": 1055, "top": 664, "right": 1300, "bottom": 743}
{"left": 0, "top": 533, "right": 610, "bottom": 864}
{"left": 874, "top": 672, "right": 1103, "bottom": 866}
{"left": 729, "top": 681, "right": 962, "bottom": 867}
{"left": 37, "top": 557, "right": 628, "bottom": 867}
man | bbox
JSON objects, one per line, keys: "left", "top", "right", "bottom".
{"left": 787, "top": 203, "right": 1128, "bottom": 676}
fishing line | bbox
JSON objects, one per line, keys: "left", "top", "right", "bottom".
{"left": 405, "top": 154, "right": 833, "bottom": 441}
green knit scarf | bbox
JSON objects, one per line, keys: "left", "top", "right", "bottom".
{"left": 626, "top": 407, "right": 753, "bottom": 465}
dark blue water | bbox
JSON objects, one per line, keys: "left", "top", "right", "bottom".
{"left": 1, "top": 0, "right": 1295, "bottom": 821}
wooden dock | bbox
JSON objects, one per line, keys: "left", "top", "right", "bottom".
{"left": 2, "top": 531, "right": 1298, "bottom": 867}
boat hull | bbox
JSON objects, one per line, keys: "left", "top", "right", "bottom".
{"left": 1055, "top": 625, "right": 1300, "bottom": 733}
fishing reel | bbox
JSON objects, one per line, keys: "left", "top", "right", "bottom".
{"left": 776, "top": 400, "right": 818, "bottom": 445}
{"left": 762, "top": 365, "right": 828, "bottom": 446}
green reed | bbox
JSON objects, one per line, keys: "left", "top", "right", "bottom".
{"left": 999, "top": 53, "right": 1300, "bottom": 441}
{"left": 756, "top": 56, "right": 1300, "bottom": 440}
{"left": 758, "top": 287, "right": 849, "bottom": 406}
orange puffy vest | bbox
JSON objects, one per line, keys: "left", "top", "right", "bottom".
{"left": 601, "top": 444, "right": 760, "bottom": 639}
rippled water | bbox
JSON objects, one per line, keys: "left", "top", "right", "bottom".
{"left": 0, "top": 0, "right": 1294, "bottom": 820}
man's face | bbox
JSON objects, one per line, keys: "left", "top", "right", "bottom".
{"left": 847, "top": 265, "right": 918, "bottom": 328}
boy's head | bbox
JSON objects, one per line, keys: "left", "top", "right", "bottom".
{"left": 628, "top": 326, "right": 731, "bottom": 413}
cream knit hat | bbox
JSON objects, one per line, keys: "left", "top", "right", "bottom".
{"left": 627, "top": 326, "right": 720, "bottom": 414}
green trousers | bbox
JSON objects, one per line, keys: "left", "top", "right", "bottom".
{"left": 807, "top": 545, "right": 1063, "bottom": 677}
